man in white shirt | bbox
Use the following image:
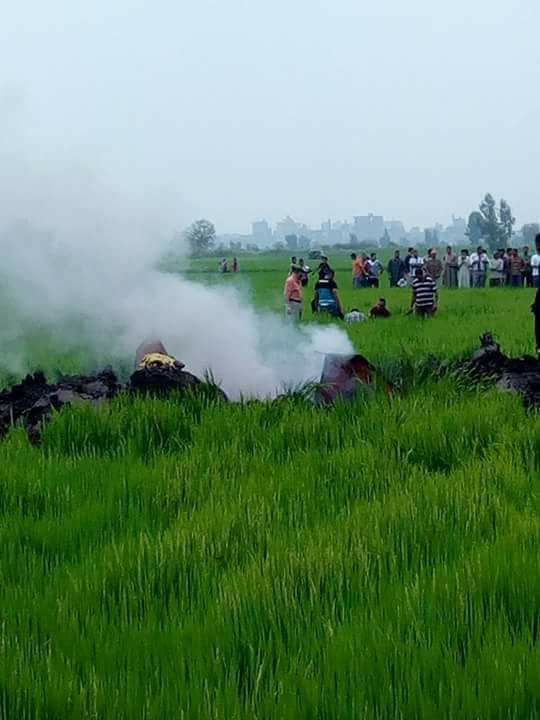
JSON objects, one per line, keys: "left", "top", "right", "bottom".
{"left": 470, "top": 246, "right": 489, "bottom": 287}
{"left": 408, "top": 249, "right": 424, "bottom": 279}
{"left": 489, "top": 251, "right": 505, "bottom": 287}
{"left": 531, "top": 244, "right": 540, "bottom": 289}
{"left": 345, "top": 308, "right": 366, "bottom": 323}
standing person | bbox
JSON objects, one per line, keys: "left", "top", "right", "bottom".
{"left": 220, "top": 258, "right": 228, "bottom": 273}
{"left": 531, "top": 238, "right": 540, "bottom": 288}
{"left": 409, "top": 268, "right": 438, "bottom": 316}
{"left": 457, "top": 249, "right": 471, "bottom": 289}
{"left": 350, "top": 253, "right": 364, "bottom": 289}
{"left": 532, "top": 269, "right": 540, "bottom": 355}
{"left": 232, "top": 257, "right": 239, "bottom": 273}
{"left": 522, "top": 247, "right": 532, "bottom": 287}
{"left": 489, "top": 251, "right": 505, "bottom": 287}
{"left": 290, "top": 256, "right": 298, "bottom": 272}
{"left": 317, "top": 256, "right": 332, "bottom": 279}
{"left": 367, "top": 252, "right": 383, "bottom": 288}
{"left": 404, "top": 247, "right": 414, "bottom": 275}
{"left": 387, "top": 250, "right": 405, "bottom": 287}
{"left": 503, "top": 249, "right": 512, "bottom": 286}
{"left": 470, "top": 246, "right": 487, "bottom": 287}
{"left": 424, "top": 249, "right": 443, "bottom": 286}
{"left": 408, "top": 249, "right": 424, "bottom": 279}
{"left": 298, "top": 258, "right": 310, "bottom": 287}
{"left": 509, "top": 249, "right": 525, "bottom": 287}
{"left": 442, "top": 246, "right": 458, "bottom": 288}
{"left": 284, "top": 266, "right": 303, "bottom": 320}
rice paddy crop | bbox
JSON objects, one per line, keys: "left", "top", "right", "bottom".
{"left": 1, "top": 253, "right": 539, "bottom": 719}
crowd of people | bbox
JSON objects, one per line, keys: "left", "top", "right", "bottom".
{"left": 349, "top": 245, "right": 540, "bottom": 290}
{"left": 278, "top": 236, "right": 540, "bottom": 355}
{"left": 283, "top": 254, "right": 437, "bottom": 321}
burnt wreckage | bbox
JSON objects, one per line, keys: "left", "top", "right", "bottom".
{"left": 1, "top": 335, "right": 539, "bottom": 443}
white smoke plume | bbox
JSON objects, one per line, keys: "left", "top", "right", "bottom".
{"left": 0, "top": 97, "right": 354, "bottom": 397}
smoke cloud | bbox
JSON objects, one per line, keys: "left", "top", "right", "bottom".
{"left": 1, "top": 98, "right": 353, "bottom": 398}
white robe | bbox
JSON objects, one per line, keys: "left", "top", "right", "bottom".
{"left": 458, "top": 258, "right": 471, "bottom": 288}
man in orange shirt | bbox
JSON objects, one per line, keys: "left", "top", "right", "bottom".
{"left": 351, "top": 253, "right": 364, "bottom": 288}
{"left": 284, "top": 266, "right": 304, "bottom": 320}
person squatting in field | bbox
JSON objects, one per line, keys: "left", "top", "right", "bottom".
{"left": 408, "top": 268, "right": 438, "bottom": 316}
{"left": 312, "top": 270, "right": 344, "bottom": 319}
{"left": 369, "top": 298, "right": 392, "bottom": 319}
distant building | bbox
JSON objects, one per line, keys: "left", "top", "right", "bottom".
{"left": 385, "top": 220, "right": 406, "bottom": 244}
{"left": 275, "top": 216, "right": 300, "bottom": 241}
{"left": 353, "top": 214, "right": 385, "bottom": 243}
{"left": 438, "top": 216, "right": 468, "bottom": 247}
{"left": 251, "top": 219, "right": 272, "bottom": 247}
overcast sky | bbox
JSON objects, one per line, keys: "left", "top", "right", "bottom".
{"left": 2, "top": 0, "right": 539, "bottom": 233}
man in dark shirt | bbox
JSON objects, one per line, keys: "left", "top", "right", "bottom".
{"left": 369, "top": 298, "right": 391, "bottom": 319}
{"left": 387, "top": 250, "right": 405, "bottom": 287}
{"left": 312, "top": 271, "right": 344, "bottom": 319}
{"left": 531, "top": 235, "right": 540, "bottom": 353}
{"left": 317, "top": 256, "right": 333, "bottom": 279}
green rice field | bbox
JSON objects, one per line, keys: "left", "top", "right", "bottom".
{"left": 1, "top": 252, "right": 539, "bottom": 719}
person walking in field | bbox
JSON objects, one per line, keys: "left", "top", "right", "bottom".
{"left": 351, "top": 253, "right": 365, "bottom": 289}
{"left": 442, "top": 246, "right": 458, "bottom": 288}
{"left": 284, "top": 266, "right": 303, "bottom": 320}
{"left": 232, "top": 257, "right": 239, "bottom": 273}
{"left": 387, "top": 250, "right": 405, "bottom": 287}
{"left": 408, "top": 268, "right": 438, "bottom": 316}
{"left": 457, "top": 249, "right": 471, "bottom": 288}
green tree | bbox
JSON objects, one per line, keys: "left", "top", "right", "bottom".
{"left": 521, "top": 223, "right": 540, "bottom": 247}
{"left": 466, "top": 194, "right": 515, "bottom": 252}
{"left": 185, "top": 219, "right": 216, "bottom": 256}
{"left": 499, "top": 199, "right": 515, "bottom": 246}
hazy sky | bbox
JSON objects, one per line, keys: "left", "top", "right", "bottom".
{"left": 2, "top": 0, "right": 540, "bottom": 233}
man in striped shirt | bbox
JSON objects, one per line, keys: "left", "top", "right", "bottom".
{"left": 409, "top": 268, "right": 438, "bottom": 316}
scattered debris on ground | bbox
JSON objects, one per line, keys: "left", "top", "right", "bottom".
{"left": 2, "top": 333, "right": 539, "bottom": 443}
{"left": 0, "top": 369, "right": 121, "bottom": 443}
{"left": 317, "top": 353, "right": 377, "bottom": 404}
{"left": 462, "top": 332, "right": 540, "bottom": 407}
